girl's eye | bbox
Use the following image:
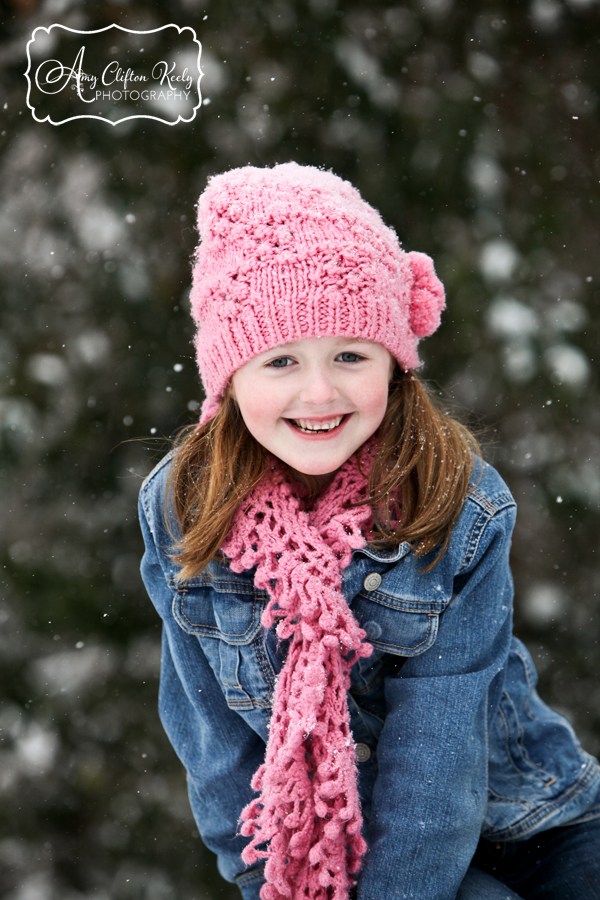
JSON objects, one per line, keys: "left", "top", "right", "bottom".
{"left": 267, "top": 357, "right": 293, "bottom": 368}
{"left": 338, "top": 352, "right": 364, "bottom": 363}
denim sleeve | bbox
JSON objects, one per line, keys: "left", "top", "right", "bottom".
{"left": 356, "top": 501, "right": 517, "bottom": 900}
{"left": 138, "top": 491, "right": 266, "bottom": 897}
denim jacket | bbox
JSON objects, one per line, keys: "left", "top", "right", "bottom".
{"left": 138, "top": 451, "right": 600, "bottom": 900}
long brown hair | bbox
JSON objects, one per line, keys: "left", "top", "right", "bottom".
{"left": 167, "top": 366, "right": 480, "bottom": 581}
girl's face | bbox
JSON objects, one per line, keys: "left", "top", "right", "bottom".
{"left": 230, "top": 336, "right": 395, "bottom": 488}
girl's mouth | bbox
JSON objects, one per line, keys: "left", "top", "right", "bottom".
{"left": 284, "top": 414, "right": 351, "bottom": 438}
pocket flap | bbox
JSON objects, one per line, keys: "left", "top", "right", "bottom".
{"left": 172, "top": 582, "right": 264, "bottom": 644}
{"left": 352, "top": 592, "right": 439, "bottom": 656}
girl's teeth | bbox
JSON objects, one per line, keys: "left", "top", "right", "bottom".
{"left": 292, "top": 416, "right": 344, "bottom": 432}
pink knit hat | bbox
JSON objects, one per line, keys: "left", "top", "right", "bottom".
{"left": 190, "top": 162, "right": 445, "bottom": 424}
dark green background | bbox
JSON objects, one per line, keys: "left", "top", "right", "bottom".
{"left": 1, "top": 0, "right": 599, "bottom": 897}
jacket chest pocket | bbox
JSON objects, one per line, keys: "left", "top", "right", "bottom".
{"left": 350, "top": 583, "right": 440, "bottom": 692}
{"left": 170, "top": 567, "right": 276, "bottom": 711}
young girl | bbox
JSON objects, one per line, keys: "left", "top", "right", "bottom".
{"left": 138, "top": 163, "right": 600, "bottom": 900}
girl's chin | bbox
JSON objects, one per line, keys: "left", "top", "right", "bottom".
{"left": 287, "top": 458, "right": 350, "bottom": 484}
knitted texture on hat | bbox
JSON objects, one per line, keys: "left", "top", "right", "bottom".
{"left": 219, "top": 439, "right": 379, "bottom": 900}
{"left": 190, "top": 162, "right": 445, "bottom": 424}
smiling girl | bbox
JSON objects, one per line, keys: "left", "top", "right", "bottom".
{"left": 138, "top": 163, "right": 600, "bottom": 900}
{"left": 229, "top": 336, "right": 395, "bottom": 488}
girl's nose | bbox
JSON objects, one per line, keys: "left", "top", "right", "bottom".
{"left": 298, "top": 367, "right": 340, "bottom": 405}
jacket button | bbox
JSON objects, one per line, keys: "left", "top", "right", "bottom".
{"left": 363, "top": 572, "right": 382, "bottom": 591}
{"left": 355, "top": 743, "right": 372, "bottom": 763}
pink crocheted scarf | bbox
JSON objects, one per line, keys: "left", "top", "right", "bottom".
{"left": 220, "top": 438, "right": 379, "bottom": 900}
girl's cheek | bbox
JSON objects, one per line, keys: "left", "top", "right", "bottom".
{"left": 365, "top": 381, "right": 390, "bottom": 419}
{"left": 239, "top": 392, "right": 283, "bottom": 428}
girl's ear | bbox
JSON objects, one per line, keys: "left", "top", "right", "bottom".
{"left": 406, "top": 251, "right": 446, "bottom": 338}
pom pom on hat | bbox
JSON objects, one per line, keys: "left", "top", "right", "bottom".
{"left": 406, "top": 251, "right": 446, "bottom": 338}
{"left": 189, "top": 162, "right": 446, "bottom": 423}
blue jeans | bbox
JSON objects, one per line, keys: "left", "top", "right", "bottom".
{"left": 457, "top": 819, "right": 600, "bottom": 899}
